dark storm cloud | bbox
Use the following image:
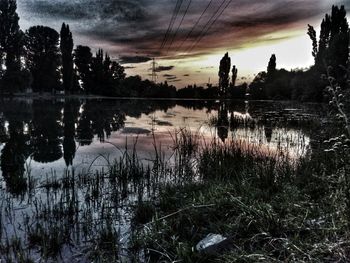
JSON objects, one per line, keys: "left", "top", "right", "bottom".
{"left": 21, "top": 1, "right": 92, "bottom": 20}
{"left": 19, "top": 0, "right": 147, "bottom": 22}
{"left": 163, "top": 74, "right": 177, "bottom": 80}
{"left": 17, "top": 0, "right": 346, "bottom": 58}
{"left": 155, "top": 66, "right": 174, "bottom": 72}
{"left": 119, "top": 56, "right": 152, "bottom": 64}
{"left": 168, "top": 79, "right": 182, "bottom": 83}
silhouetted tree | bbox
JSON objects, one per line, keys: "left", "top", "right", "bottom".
{"left": 25, "top": 26, "right": 61, "bottom": 93}
{"left": 219, "top": 53, "right": 231, "bottom": 98}
{"left": 177, "top": 84, "right": 218, "bottom": 99}
{"left": 100, "top": 53, "right": 125, "bottom": 96}
{"left": 60, "top": 23, "right": 74, "bottom": 93}
{"left": 267, "top": 54, "right": 276, "bottom": 80}
{"left": 91, "top": 49, "right": 104, "bottom": 94}
{"left": 74, "top": 45, "right": 93, "bottom": 93}
{"left": 231, "top": 65, "right": 238, "bottom": 87}
{"left": 110, "top": 61, "right": 126, "bottom": 83}
{"left": 230, "top": 83, "right": 248, "bottom": 99}
{"left": 249, "top": 71, "right": 267, "bottom": 100}
{"left": 0, "top": 0, "right": 29, "bottom": 93}
{"left": 307, "top": 25, "right": 318, "bottom": 61}
{"left": 266, "top": 69, "right": 293, "bottom": 99}
{"left": 88, "top": 50, "right": 126, "bottom": 96}
{"left": 0, "top": 0, "right": 21, "bottom": 71}
{"left": 308, "top": 5, "right": 349, "bottom": 82}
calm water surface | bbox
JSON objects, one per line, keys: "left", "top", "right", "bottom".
{"left": 0, "top": 98, "right": 326, "bottom": 186}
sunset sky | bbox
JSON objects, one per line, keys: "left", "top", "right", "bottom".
{"left": 16, "top": 0, "right": 349, "bottom": 87}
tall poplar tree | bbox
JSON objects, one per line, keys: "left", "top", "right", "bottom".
{"left": 308, "top": 5, "right": 349, "bottom": 77}
{"left": 219, "top": 53, "right": 231, "bottom": 98}
{"left": 0, "top": 0, "right": 29, "bottom": 93}
{"left": 60, "top": 23, "right": 74, "bottom": 93}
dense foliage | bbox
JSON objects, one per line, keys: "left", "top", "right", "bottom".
{"left": 247, "top": 5, "right": 350, "bottom": 102}
{"left": 60, "top": 23, "right": 76, "bottom": 93}
{"left": 0, "top": 0, "right": 175, "bottom": 97}
{"left": 25, "top": 26, "right": 61, "bottom": 93}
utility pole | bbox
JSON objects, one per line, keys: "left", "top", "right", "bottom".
{"left": 151, "top": 58, "right": 158, "bottom": 83}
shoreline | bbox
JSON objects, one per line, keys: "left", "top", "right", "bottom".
{"left": 0, "top": 93, "right": 324, "bottom": 105}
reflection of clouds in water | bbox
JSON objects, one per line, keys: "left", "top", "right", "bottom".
{"left": 229, "top": 127, "right": 310, "bottom": 158}
{"left": 0, "top": 99, "right": 320, "bottom": 181}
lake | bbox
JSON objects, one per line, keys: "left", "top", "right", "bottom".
{"left": 0, "top": 98, "right": 327, "bottom": 261}
{"left": 0, "top": 98, "right": 326, "bottom": 180}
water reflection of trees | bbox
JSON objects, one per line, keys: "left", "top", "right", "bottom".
{"left": 0, "top": 99, "right": 179, "bottom": 173}
{"left": 0, "top": 115, "right": 7, "bottom": 143}
{"left": 217, "top": 102, "right": 229, "bottom": 142}
{"left": 1, "top": 126, "right": 28, "bottom": 195}
{"left": 31, "top": 100, "right": 64, "bottom": 163}
{"left": 213, "top": 100, "right": 325, "bottom": 144}
{"left": 77, "top": 100, "right": 126, "bottom": 145}
{"left": 0, "top": 98, "right": 325, "bottom": 195}
{"left": 0, "top": 100, "right": 32, "bottom": 195}
{"left": 63, "top": 100, "right": 80, "bottom": 166}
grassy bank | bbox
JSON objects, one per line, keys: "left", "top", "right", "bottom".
{"left": 0, "top": 127, "right": 349, "bottom": 262}
{"left": 132, "top": 137, "right": 350, "bottom": 262}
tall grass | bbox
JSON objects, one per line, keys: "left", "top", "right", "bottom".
{"left": 0, "top": 126, "right": 348, "bottom": 262}
{"left": 132, "top": 129, "right": 350, "bottom": 262}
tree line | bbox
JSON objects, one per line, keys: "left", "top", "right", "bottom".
{"left": 248, "top": 7, "right": 349, "bottom": 102}
{"left": 0, "top": 1, "right": 348, "bottom": 101}
{"left": 0, "top": 0, "right": 177, "bottom": 97}
{"left": 247, "top": 5, "right": 349, "bottom": 101}
{"left": 177, "top": 5, "right": 349, "bottom": 102}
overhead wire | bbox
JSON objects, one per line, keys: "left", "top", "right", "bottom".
{"left": 159, "top": 0, "right": 183, "bottom": 52}
{"left": 175, "top": 0, "right": 214, "bottom": 53}
{"left": 166, "top": 0, "right": 193, "bottom": 54}
{"left": 187, "top": 0, "right": 233, "bottom": 54}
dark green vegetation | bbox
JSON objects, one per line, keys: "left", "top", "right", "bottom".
{"left": 134, "top": 74, "right": 350, "bottom": 262}
{"left": 137, "top": 142, "right": 350, "bottom": 262}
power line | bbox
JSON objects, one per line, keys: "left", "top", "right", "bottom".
{"left": 186, "top": 0, "right": 227, "bottom": 54}
{"left": 166, "top": 0, "right": 193, "bottom": 54}
{"left": 187, "top": 0, "right": 233, "bottom": 54}
{"left": 160, "top": 0, "right": 183, "bottom": 52}
{"left": 188, "top": 0, "right": 233, "bottom": 54}
{"left": 176, "top": 0, "right": 214, "bottom": 53}
{"left": 160, "top": 0, "right": 181, "bottom": 50}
